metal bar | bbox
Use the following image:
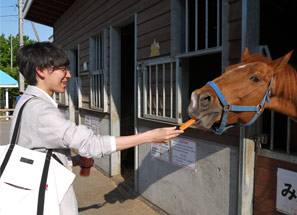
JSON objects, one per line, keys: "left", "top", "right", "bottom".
{"left": 258, "top": 149, "right": 297, "bottom": 165}
{"left": 97, "top": 75, "right": 100, "bottom": 108}
{"left": 94, "top": 76, "right": 96, "bottom": 107}
{"left": 195, "top": 0, "right": 198, "bottom": 50}
{"left": 97, "top": 75, "right": 99, "bottom": 108}
{"left": 99, "top": 74, "right": 103, "bottom": 108}
{"left": 100, "top": 32, "right": 103, "bottom": 69}
{"left": 162, "top": 64, "right": 165, "bottom": 117}
{"left": 103, "top": 29, "right": 109, "bottom": 112}
{"left": 286, "top": 117, "right": 290, "bottom": 154}
{"left": 134, "top": 13, "right": 139, "bottom": 194}
{"left": 92, "top": 75, "right": 95, "bottom": 107}
{"left": 176, "top": 46, "right": 222, "bottom": 58}
{"left": 91, "top": 77, "right": 94, "bottom": 107}
{"left": 143, "top": 114, "right": 178, "bottom": 123}
{"left": 95, "top": 75, "right": 98, "bottom": 107}
{"left": 90, "top": 77, "right": 93, "bottom": 107}
{"left": 156, "top": 64, "right": 159, "bottom": 116}
{"left": 176, "top": 58, "right": 182, "bottom": 123}
{"left": 185, "top": 0, "right": 189, "bottom": 52}
{"left": 270, "top": 110, "right": 275, "bottom": 150}
{"left": 170, "top": 62, "right": 173, "bottom": 118}
{"left": 205, "top": 0, "right": 208, "bottom": 49}
{"left": 143, "top": 66, "right": 147, "bottom": 115}
{"left": 149, "top": 65, "right": 152, "bottom": 115}
{"left": 217, "top": 0, "right": 220, "bottom": 47}
{"left": 98, "top": 35, "right": 101, "bottom": 70}
{"left": 141, "top": 57, "right": 172, "bottom": 66}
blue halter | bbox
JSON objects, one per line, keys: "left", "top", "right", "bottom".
{"left": 206, "top": 78, "right": 273, "bottom": 135}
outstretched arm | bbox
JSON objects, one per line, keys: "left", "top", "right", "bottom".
{"left": 115, "top": 126, "right": 183, "bottom": 151}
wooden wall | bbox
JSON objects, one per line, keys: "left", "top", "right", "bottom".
{"left": 254, "top": 153, "right": 297, "bottom": 215}
{"left": 53, "top": 0, "right": 172, "bottom": 111}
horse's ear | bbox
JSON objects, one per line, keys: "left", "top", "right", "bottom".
{"left": 269, "top": 50, "right": 293, "bottom": 74}
{"left": 241, "top": 47, "right": 250, "bottom": 61}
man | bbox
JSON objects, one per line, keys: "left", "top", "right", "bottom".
{"left": 12, "top": 42, "right": 183, "bottom": 214}
{"left": 16, "top": 91, "right": 23, "bottom": 103}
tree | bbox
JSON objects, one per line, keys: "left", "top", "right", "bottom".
{"left": 0, "top": 34, "right": 36, "bottom": 107}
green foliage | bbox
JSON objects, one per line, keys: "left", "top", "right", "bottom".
{"left": 0, "top": 34, "right": 36, "bottom": 107}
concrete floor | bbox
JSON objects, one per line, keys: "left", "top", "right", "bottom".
{"left": 73, "top": 166, "right": 159, "bottom": 215}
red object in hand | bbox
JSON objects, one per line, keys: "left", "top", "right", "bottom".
{"left": 79, "top": 156, "right": 94, "bottom": 177}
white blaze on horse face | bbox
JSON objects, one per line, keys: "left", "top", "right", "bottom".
{"left": 226, "top": 63, "right": 250, "bottom": 74}
{"left": 238, "top": 65, "right": 247, "bottom": 69}
{"left": 191, "top": 92, "right": 197, "bottom": 108}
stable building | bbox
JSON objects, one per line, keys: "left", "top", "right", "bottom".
{"left": 24, "top": 0, "right": 297, "bottom": 214}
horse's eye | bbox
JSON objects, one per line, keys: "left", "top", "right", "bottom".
{"left": 249, "top": 75, "right": 260, "bottom": 83}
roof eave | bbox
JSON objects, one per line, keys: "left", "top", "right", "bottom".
{"left": 23, "top": 0, "right": 34, "bottom": 20}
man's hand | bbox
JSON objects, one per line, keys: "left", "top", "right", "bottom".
{"left": 115, "top": 126, "right": 184, "bottom": 151}
{"left": 147, "top": 127, "right": 184, "bottom": 143}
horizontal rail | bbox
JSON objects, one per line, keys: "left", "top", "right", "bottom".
{"left": 0, "top": 115, "right": 13, "bottom": 119}
{"left": 0, "top": 109, "right": 15, "bottom": 112}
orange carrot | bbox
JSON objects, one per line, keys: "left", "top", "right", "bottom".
{"left": 179, "top": 118, "right": 196, "bottom": 131}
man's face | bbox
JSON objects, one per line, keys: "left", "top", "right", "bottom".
{"left": 43, "top": 66, "right": 72, "bottom": 95}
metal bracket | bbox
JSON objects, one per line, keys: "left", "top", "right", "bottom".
{"left": 254, "top": 134, "right": 268, "bottom": 148}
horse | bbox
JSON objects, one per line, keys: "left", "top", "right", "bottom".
{"left": 188, "top": 48, "right": 297, "bottom": 135}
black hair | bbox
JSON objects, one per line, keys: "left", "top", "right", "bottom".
{"left": 16, "top": 42, "right": 70, "bottom": 85}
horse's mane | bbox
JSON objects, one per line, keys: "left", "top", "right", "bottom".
{"left": 274, "top": 63, "right": 297, "bottom": 107}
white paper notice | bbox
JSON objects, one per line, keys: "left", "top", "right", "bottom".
{"left": 171, "top": 137, "right": 196, "bottom": 171}
{"left": 85, "top": 115, "right": 92, "bottom": 129}
{"left": 151, "top": 142, "right": 170, "bottom": 162}
{"left": 276, "top": 168, "right": 297, "bottom": 215}
{"left": 91, "top": 117, "right": 100, "bottom": 134}
{"left": 85, "top": 115, "right": 100, "bottom": 134}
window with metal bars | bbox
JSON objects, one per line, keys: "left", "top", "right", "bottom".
{"left": 140, "top": 58, "right": 181, "bottom": 123}
{"left": 58, "top": 92, "right": 67, "bottom": 105}
{"left": 89, "top": 30, "right": 108, "bottom": 112}
{"left": 185, "top": 0, "right": 222, "bottom": 53}
{"left": 57, "top": 50, "right": 69, "bottom": 106}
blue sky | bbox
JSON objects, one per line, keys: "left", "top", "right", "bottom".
{"left": 0, "top": 0, "right": 53, "bottom": 41}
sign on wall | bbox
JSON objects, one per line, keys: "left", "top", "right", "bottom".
{"left": 276, "top": 168, "right": 297, "bottom": 215}
{"left": 150, "top": 39, "right": 160, "bottom": 57}
{"left": 150, "top": 137, "right": 197, "bottom": 171}
{"left": 171, "top": 137, "right": 196, "bottom": 171}
{"left": 85, "top": 115, "right": 100, "bottom": 135}
{"left": 151, "top": 142, "right": 170, "bottom": 162}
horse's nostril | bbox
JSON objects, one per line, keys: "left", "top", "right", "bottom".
{"left": 199, "top": 93, "right": 212, "bottom": 109}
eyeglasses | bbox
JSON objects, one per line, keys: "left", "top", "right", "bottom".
{"left": 50, "top": 66, "right": 70, "bottom": 75}
{"left": 52, "top": 66, "right": 70, "bottom": 72}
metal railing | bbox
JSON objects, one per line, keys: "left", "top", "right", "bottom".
{"left": 140, "top": 58, "right": 181, "bottom": 123}
{"left": 0, "top": 108, "right": 14, "bottom": 120}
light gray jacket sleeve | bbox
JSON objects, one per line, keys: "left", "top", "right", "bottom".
{"left": 35, "top": 101, "right": 114, "bottom": 158}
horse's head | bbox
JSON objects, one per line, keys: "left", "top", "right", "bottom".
{"left": 188, "top": 48, "right": 293, "bottom": 134}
